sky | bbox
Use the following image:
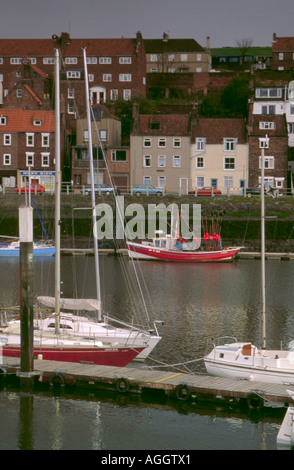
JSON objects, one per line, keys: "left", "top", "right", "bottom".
{"left": 1, "top": 0, "right": 294, "bottom": 48}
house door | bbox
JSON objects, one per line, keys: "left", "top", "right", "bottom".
{"left": 179, "top": 178, "right": 188, "bottom": 195}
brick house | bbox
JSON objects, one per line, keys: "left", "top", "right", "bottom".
{"left": 0, "top": 108, "right": 55, "bottom": 189}
{"left": 272, "top": 33, "right": 294, "bottom": 71}
{"left": 130, "top": 105, "right": 191, "bottom": 193}
{"left": 190, "top": 118, "right": 248, "bottom": 193}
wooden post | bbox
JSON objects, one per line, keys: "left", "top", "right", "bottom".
{"left": 19, "top": 206, "right": 34, "bottom": 374}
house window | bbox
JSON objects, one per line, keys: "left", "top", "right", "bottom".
{"left": 43, "top": 57, "right": 55, "bottom": 64}
{"left": 88, "top": 74, "right": 94, "bottom": 82}
{"left": 87, "top": 57, "right": 97, "bottom": 64}
{"left": 100, "top": 130, "right": 107, "bottom": 141}
{"left": 10, "top": 57, "right": 22, "bottom": 64}
{"left": 119, "top": 74, "right": 132, "bottom": 82}
{"left": 261, "top": 105, "right": 276, "bottom": 114}
{"left": 224, "top": 157, "right": 235, "bottom": 170}
{"left": 144, "top": 155, "right": 152, "bottom": 167}
{"left": 119, "top": 57, "right": 132, "bottom": 64}
{"left": 144, "top": 138, "right": 151, "bottom": 147}
{"left": 41, "top": 153, "right": 50, "bottom": 167}
{"left": 196, "top": 137, "right": 206, "bottom": 151}
{"left": 181, "top": 54, "right": 188, "bottom": 61}
{"left": 196, "top": 67, "right": 202, "bottom": 73}
{"left": 103, "top": 74, "right": 112, "bottom": 82}
{"left": 111, "top": 150, "right": 127, "bottom": 161}
{"left": 33, "top": 120, "right": 42, "bottom": 126}
{"left": 110, "top": 89, "right": 119, "bottom": 100}
{"left": 196, "top": 176, "right": 205, "bottom": 188}
{"left": 67, "top": 71, "right": 81, "bottom": 79}
{"left": 65, "top": 57, "right": 77, "bottom": 64}
{"left": 3, "top": 154, "right": 11, "bottom": 165}
{"left": 259, "top": 156, "right": 274, "bottom": 169}
{"left": 26, "top": 133, "right": 34, "bottom": 147}
{"left": 290, "top": 105, "right": 294, "bottom": 115}
{"left": 259, "top": 122, "right": 276, "bottom": 130}
{"left": 158, "top": 138, "right": 166, "bottom": 147}
{"left": 0, "top": 58, "right": 3, "bottom": 64}
{"left": 4, "top": 134, "right": 11, "bottom": 145}
{"left": 0, "top": 116, "right": 7, "bottom": 125}
{"left": 196, "top": 156, "right": 204, "bottom": 168}
{"left": 168, "top": 54, "right": 175, "bottom": 61}
{"left": 224, "top": 138, "right": 237, "bottom": 151}
{"left": 16, "top": 89, "right": 22, "bottom": 98}
{"left": 173, "top": 155, "right": 181, "bottom": 167}
{"left": 123, "top": 89, "right": 131, "bottom": 100}
{"left": 197, "top": 54, "right": 202, "bottom": 61}
{"left": 26, "top": 152, "right": 34, "bottom": 166}
{"left": 173, "top": 138, "right": 181, "bottom": 147}
{"left": 68, "top": 102, "right": 75, "bottom": 114}
{"left": 99, "top": 57, "right": 112, "bottom": 64}
{"left": 68, "top": 88, "right": 75, "bottom": 98}
{"left": 158, "top": 155, "right": 166, "bottom": 167}
{"left": 158, "top": 176, "right": 166, "bottom": 188}
{"left": 143, "top": 176, "right": 151, "bottom": 186}
{"left": 288, "top": 123, "right": 294, "bottom": 134}
{"left": 224, "top": 176, "right": 233, "bottom": 188}
{"left": 42, "top": 133, "right": 50, "bottom": 147}
{"left": 279, "top": 53, "right": 284, "bottom": 60}
{"left": 256, "top": 88, "right": 282, "bottom": 98}
{"left": 150, "top": 54, "right": 157, "bottom": 62}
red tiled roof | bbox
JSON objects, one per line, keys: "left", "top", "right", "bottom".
{"left": 134, "top": 114, "right": 190, "bottom": 136}
{"left": 272, "top": 37, "right": 294, "bottom": 52}
{"left": 0, "top": 109, "right": 55, "bottom": 132}
{"left": 192, "top": 118, "right": 246, "bottom": 143}
{"left": 0, "top": 37, "right": 139, "bottom": 57}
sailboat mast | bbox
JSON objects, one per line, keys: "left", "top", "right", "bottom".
{"left": 260, "top": 136, "right": 268, "bottom": 349}
{"left": 82, "top": 47, "right": 102, "bottom": 322}
{"left": 54, "top": 47, "right": 61, "bottom": 335}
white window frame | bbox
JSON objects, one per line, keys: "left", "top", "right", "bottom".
{"left": 119, "top": 74, "right": 132, "bottom": 82}
{"left": 68, "top": 102, "right": 75, "bottom": 114}
{"left": 68, "top": 88, "right": 75, "bottom": 98}
{"left": 256, "top": 88, "right": 282, "bottom": 98}
{"left": 279, "top": 53, "right": 284, "bottom": 60}
{"left": 3, "top": 154, "right": 11, "bottom": 165}
{"left": 196, "top": 137, "right": 206, "bottom": 151}
{"left": 99, "top": 57, "right": 112, "bottom": 64}
{"left": 143, "top": 176, "right": 151, "bottom": 186}
{"left": 65, "top": 57, "right": 78, "bottom": 64}
{"left": 26, "top": 133, "right": 34, "bottom": 147}
{"left": 87, "top": 57, "right": 97, "bottom": 64}
{"left": 41, "top": 153, "right": 50, "bottom": 167}
{"left": 143, "top": 155, "right": 152, "bottom": 167}
{"left": 0, "top": 116, "right": 7, "bottom": 125}
{"left": 173, "top": 138, "right": 181, "bottom": 148}
{"left": 110, "top": 89, "right": 118, "bottom": 100}
{"left": 224, "top": 157, "right": 236, "bottom": 170}
{"left": 196, "top": 176, "right": 205, "bottom": 188}
{"left": 196, "top": 156, "right": 205, "bottom": 168}
{"left": 180, "top": 54, "right": 188, "bottom": 61}
{"left": 4, "top": 134, "right": 11, "bottom": 146}
{"left": 43, "top": 57, "right": 55, "bottom": 64}
{"left": 259, "top": 156, "right": 274, "bottom": 169}
{"left": 224, "top": 138, "right": 237, "bottom": 152}
{"left": 158, "top": 176, "right": 166, "bottom": 188}
{"left": 10, "top": 57, "right": 22, "bottom": 64}
{"left": 67, "top": 71, "right": 81, "bottom": 79}
{"left": 158, "top": 155, "right": 166, "bottom": 167}
{"left": 100, "top": 130, "right": 107, "bottom": 142}
{"left": 158, "top": 138, "right": 166, "bottom": 148}
{"left": 42, "top": 133, "right": 50, "bottom": 147}
{"left": 103, "top": 74, "right": 112, "bottom": 82}
{"left": 150, "top": 54, "right": 157, "bottom": 62}
{"left": 224, "top": 176, "right": 233, "bottom": 189}
{"left": 259, "top": 121, "right": 276, "bottom": 130}
{"left": 16, "top": 89, "right": 22, "bottom": 98}
{"left": 144, "top": 138, "right": 151, "bottom": 147}
{"left": 123, "top": 89, "right": 131, "bottom": 100}
{"left": 26, "top": 152, "right": 34, "bottom": 167}
{"left": 173, "top": 155, "right": 181, "bottom": 167}
{"left": 119, "top": 57, "right": 132, "bottom": 64}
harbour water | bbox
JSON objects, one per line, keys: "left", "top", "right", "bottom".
{"left": 0, "top": 255, "right": 294, "bottom": 450}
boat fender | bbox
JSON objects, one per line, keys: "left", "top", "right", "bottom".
{"left": 175, "top": 383, "right": 191, "bottom": 401}
{"left": 116, "top": 377, "right": 130, "bottom": 393}
{"left": 49, "top": 371, "right": 65, "bottom": 387}
{"left": 247, "top": 393, "right": 263, "bottom": 409}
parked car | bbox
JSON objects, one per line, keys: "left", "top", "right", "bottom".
{"left": 132, "top": 184, "right": 164, "bottom": 196}
{"left": 84, "top": 184, "right": 120, "bottom": 196}
{"left": 15, "top": 184, "right": 45, "bottom": 194}
{"left": 245, "top": 184, "right": 283, "bottom": 197}
{"left": 188, "top": 186, "right": 222, "bottom": 196}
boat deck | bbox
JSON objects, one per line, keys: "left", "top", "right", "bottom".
{"left": 2, "top": 357, "right": 294, "bottom": 407}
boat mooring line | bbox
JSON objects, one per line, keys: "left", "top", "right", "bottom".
{"left": 154, "top": 372, "right": 183, "bottom": 383}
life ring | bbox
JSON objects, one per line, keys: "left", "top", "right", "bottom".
{"left": 247, "top": 393, "right": 263, "bottom": 409}
{"left": 116, "top": 377, "right": 130, "bottom": 393}
{"left": 49, "top": 372, "right": 65, "bottom": 387}
{"left": 175, "top": 383, "right": 191, "bottom": 401}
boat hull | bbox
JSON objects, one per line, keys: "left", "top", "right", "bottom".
{"left": 2, "top": 343, "right": 144, "bottom": 367}
{"left": 0, "top": 245, "right": 55, "bottom": 257}
{"left": 127, "top": 242, "right": 241, "bottom": 262}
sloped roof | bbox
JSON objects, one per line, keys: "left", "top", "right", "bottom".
{"left": 0, "top": 109, "right": 55, "bottom": 132}
{"left": 144, "top": 38, "right": 205, "bottom": 53}
{"left": 250, "top": 114, "right": 287, "bottom": 136}
{"left": 133, "top": 114, "right": 190, "bottom": 136}
{"left": 0, "top": 37, "right": 140, "bottom": 57}
{"left": 192, "top": 118, "right": 246, "bottom": 143}
{"left": 272, "top": 37, "right": 294, "bottom": 52}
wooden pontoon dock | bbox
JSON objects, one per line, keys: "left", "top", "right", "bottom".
{"left": 1, "top": 357, "right": 294, "bottom": 409}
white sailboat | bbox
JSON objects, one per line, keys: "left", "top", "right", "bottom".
{"left": 204, "top": 136, "right": 294, "bottom": 385}
{"left": 34, "top": 45, "right": 161, "bottom": 360}
{"left": 0, "top": 40, "right": 156, "bottom": 366}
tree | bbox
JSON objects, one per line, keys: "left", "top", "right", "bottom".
{"left": 236, "top": 38, "right": 253, "bottom": 65}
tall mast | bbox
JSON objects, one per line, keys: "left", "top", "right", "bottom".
{"left": 54, "top": 46, "right": 61, "bottom": 335}
{"left": 260, "top": 136, "right": 268, "bottom": 349}
{"left": 83, "top": 47, "right": 102, "bottom": 322}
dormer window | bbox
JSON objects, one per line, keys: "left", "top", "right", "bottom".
{"left": 0, "top": 116, "right": 7, "bottom": 125}
{"left": 33, "top": 120, "right": 42, "bottom": 126}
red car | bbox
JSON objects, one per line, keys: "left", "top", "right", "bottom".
{"left": 15, "top": 184, "right": 45, "bottom": 194}
{"left": 188, "top": 186, "right": 222, "bottom": 196}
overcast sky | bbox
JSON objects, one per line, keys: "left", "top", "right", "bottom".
{"left": 1, "top": 0, "right": 293, "bottom": 48}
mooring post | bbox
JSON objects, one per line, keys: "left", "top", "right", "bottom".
{"left": 19, "top": 206, "right": 34, "bottom": 376}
